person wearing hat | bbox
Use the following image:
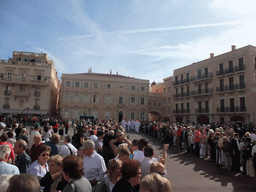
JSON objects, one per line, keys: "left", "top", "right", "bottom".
{"left": 80, "top": 140, "right": 106, "bottom": 191}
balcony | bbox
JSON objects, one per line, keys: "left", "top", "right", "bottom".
{"left": 0, "top": 77, "right": 49, "bottom": 86}
{"left": 225, "top": 68, "right": 234, "bottom": 75}
{"left": 173, "top": 109, "right": 181, "bottom": 114}
{"left": 173, "top": 78, "right": 190, "bottom": 86}
{"left": 216, "top": 83, "right": 246, "bottom": 93}
{"left": 34, "top": 91, "right": 41, "bottom": 97}
{"left": 14, "top": 90, "right": 30, "bottom": 97}
{"left": 190, "top": 88, "right": 213, "bottom": 96}
{"left": 3, "top": 104, "right": 10, "bottom": 109}
{"left": 234, "top": 65, "right": 245, "bottom": 73}
{"left": 4, "top": 90, "right": 11, "bottom": 96}
{"left": 217, "top": 106, "right": 246, "bottom": 113}
{"left": 216, "top": 70, "right": 225, "bottom": 76}
{"left": 190, "top": 73, "right": 213, "bottom": 82}
{"left": 33, "top": 105, "right": 40, "bottom": 110}
{"left": 195, "top": 108, "right": 210, "bottom": 113}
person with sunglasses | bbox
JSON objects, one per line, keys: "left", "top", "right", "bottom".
{"left": 29, "top": 145, "right": 51, "bottom": 181}
{"left": 112, "top": 159, "right": 141, "bottom": 192}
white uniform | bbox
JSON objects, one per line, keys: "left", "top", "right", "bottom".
{"left": 127, "top": 121, "right": 131, "bottom": 131}
{"left": 121, "top": 120, "right": 127, "bottom": 132}
{"left": 131, "top": 120, "right": 135, "bottom": 131}
{"left": 135, "top": 120, "right": 140, "bottom": 133}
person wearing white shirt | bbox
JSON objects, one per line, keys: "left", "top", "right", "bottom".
{"left": 134, "top": 120, "right": 140, "bottom": 133}
{"left": 80, "top": 140, "right": 106, "bottom": 191}
{"left": 95, "top": 131, "right": 104, "bottom": 153}
{"left": 89, "top": 130, "right": 98, "bottom": 145}
{"left": 58, "top": 135, "right": 78, "bottom": 158}
{"left": 121, "top": 119, "right": 127, "bottom": 132}
{"left": 133, "top": 138, "right": 149, "bottom": 162}
{"left": 28, "top": 126, "right": 40, "bottom": 150}
{"left": 250, "top": 130, "right": 256, "bottom": 143}
{"left": 141, "top": 144, "right": 168, "bottom": 178}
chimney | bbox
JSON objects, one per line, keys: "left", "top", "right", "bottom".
{"left": 110, "top": 70, "right": 112, "bottom": 74}
{"left": 231, "top": 45, "right": 236, "bottom": 51}
{"left": 116, "top": 71, "right": 118, "bottom": 75}
{"left": 88, "top": 68, "right": 92, "bottom": 73}
{"left": 210, "top": 53, "right": 214, "bottom": 58}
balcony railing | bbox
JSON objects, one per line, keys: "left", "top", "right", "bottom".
{"left": 190, "top": 73, "right": 213, "bottom": 82}
{"left": 217, "top": 106, "right": 246, "bottom": 113}
{"left": 191, "top": 88, "right": 213, "bottom": 96}
{"left": 225, "top": 68, "right": 234, "bottom": 74}
{"left": 173, "top": 109, "right": 190, "bottom": 114}
{"left": 14, "top": 91, "right": 30, "bottom": 97}
{"left": 0, "top": 77, "right": 49, "bottom": 86}
{"left": 195, "top": 108, "right": 210, "bottom": 113}
{"left": 3, "top": 104, "right": 10, "bottom": 109}
{"left": 4, "top": 90, "right": 11, "bottom": 96}
{"left": 173, "top": 78, "right": 190, "bottom": 86}
{"left": 216, "top": 70, "right": 225, "bottom": 76}
{"left": 234, "top": 65, "right": 245, "bottom": 72}
{"left": 216, "top": 83, "right": 246, "bottom": 93}
{"left": 34, "top": 91, "right": 41, "bottom": 97}
{"left": 33, "top": 105, "right": 40, "bottom": 110}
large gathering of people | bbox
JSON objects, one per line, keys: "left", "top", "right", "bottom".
{"left": 0, "top": 115, "right": 171, "bottom": 192}
{"left": 1, "top": 113, "right": 256, "bottom": 191}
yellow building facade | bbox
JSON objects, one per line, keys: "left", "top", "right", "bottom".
{"left": 60, "top": 70, "right": 149, "bottom": 121}
{"left": 0, "top": 51, "right": 60, "bottom": 116}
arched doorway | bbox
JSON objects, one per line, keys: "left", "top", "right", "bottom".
{"left": 197, "top": 115, "right": 209, "bottom": 125}
{"left": 176, "top": 116, "right": 183, "bottom": 123}
{"left": 230, "top": 116, "right": 245, "bottom": 123}
{"left": 118, "top": 111, "right": 123, "bottom": 123}
{"left": 149, "top": 111, "right": 161, "bottom": 121}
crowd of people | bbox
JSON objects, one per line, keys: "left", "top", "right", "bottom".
{"left": 0, "top": 116, "right": 171, "bottom": 192}
{"left": 139, "top": 121, "right": 256, "bottom": 178}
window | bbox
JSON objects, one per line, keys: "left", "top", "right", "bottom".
{"left": 220, "top": 99, "right": 225, "bottom": 112}
{"left": 205, "top": 101, "right": 209, "bottom": 112}
{"left": 105, "top": 95, "right": 113, "bottom": 104}
{"left": 21, "top": 74, "right": 26, "bottom": 80}
{"left": 164, "top": 98, "right": 166, "bottom": 103}
{"left": 131, "top": 97, "right": 135, "bottom": 103}
{"left": 141, "top": 113, "right": 144, "bottom": 120}
{"left": 181, "top": 103, "right": 184, "bottom": 113}
{"left": 198, "top": 69, "right": 201, "bottom": 79}
{"left": 229, "top": 61, "right": 233, "bottom": 72}
{"left": 119, "top": 97, "right": 123, "bottom": 104}
{"left": 82, "top": 94, "right": 90, "bottom": 103}
{"left": 74, "top": 94, "right": 80, "bottom": 102}
{"left": 240, "top": 97, "right": 245, "bottom": 112}
{"left": 66, "top": 81, "right": 70, "bottom": 87}
{"left": 219, "top": 63, "right": 223, "bottom": 73}
{"left": 229, "top": 77, "right": 234, "bottom": 90}
{"left": 204, "top": 68, "right": 208, "bottom": 76}
{"left": 168, "top": 97, "right": 171, "bottom": 104}
{"left": 84, "top": 82, "right": 89, "bottom": 88}
{"left": 187, "top": 86, "right": 189, "bottom": 96}
{"left": 140, "top": 98, "right": 145, "bottom": 105}
{"left": 239, "top": 75, "right": 245, "bottom": 88}
{"left": 19, "top": 99, "right": 24, "bottom": 107}
{"left": 141, "top": 86, "right": 145, "bottom": 91}
{"left": 24, "top": 58, "right": 28, "bottom": 62}
{"left": 64, "top": 93, "right": 71, "bottom": 101}
{"left": 94, "top": 83, "right": 98, "bottom": 89}
{"left": 37, "top": 60, "right": 41, "bottom": 63}
{"left": 131, "top": 112, "right": 135, "bottom": 120}
{"left": 220, "top": 79, "right": 224, "bottom": 91}
{"left": 168, "top": 108, "right": 171, "bottom": 114}
{"left": 198, "top": 84, "right": 201, "bottom": 94}
{"left": 175, "top": 88, "right": 178, "bottom": 95}
{"left": 158, "top": 103, "right": 161, "bottom": 107}
{"left": 7, "top": 73, "right": 12, "bottom": 79}
{"left": 205, "top": 82, "right": 208, "bottom": 92}
{"left": 181, "top": 75, "right": 183, "bottom": 83}
{"left": 119, "top": 85, "right": 124, "bottom": 89}
{"left": 131, "top": 85, "right": 136, "bottom": 91}
{"left": 168, "top": 87, "right": 170, "bottom": 93}
{"left": 75, "top": 82, "right": 80, "bottom": 88}
{"left": 93, "top": 95, "right": 98, "bottom": 103}
{"left": 106, "top": 84, "right": 111, "bottom": 89}
{"left": 186, "top": 73, "right": 189, "bottom": 81}
{"left": 37, "top": 75, "right": 41, "bottom": 81}
{"left": 175, "top": 76, "right": 178, "bottom": 83}
{"left": 230, "top": 98, "right": 235, "bottom": 112}
{"left": 181, "top": 87, "right": 183, "bottom": 97}
{"left": 198, "top": 101, "right": 201, "bottom": 111}
{"left": 164, "top": 108, "right": 166, "bottom": 114}
{"left": 164, "top": 88, "right": 166, "bottom": 94}
{"left": 187, "top": 103, "right": 190, "bottom": 113}
{"left": 239, "top": 58, "right": 244, "bottom": 69}
{"left": 176, "top": 103, "right": 178, "bottom": 112}
{"left": 20, "top": 86, "right": 25, "bottom": 91}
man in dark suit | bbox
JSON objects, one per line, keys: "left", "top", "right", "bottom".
{"left": 231, "top": 133, "right": 240, "bottom": 171}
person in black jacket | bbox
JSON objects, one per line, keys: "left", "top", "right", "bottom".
{"left": 231, "top": 133, "right": 240, "bottom": 171}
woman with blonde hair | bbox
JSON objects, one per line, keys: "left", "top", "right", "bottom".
{"left": 40, "top": 155, "right": 67, "bottom": 192}
{"left": 30, "top": 134, "right": 44, "bottom": 162}
{"left": 97, "top": 159, "right": 122, "bottom": 192}
{"left": 140, "top": 173, "right": 171, "bottom": 192}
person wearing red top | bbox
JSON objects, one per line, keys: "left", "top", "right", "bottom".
{"left": 177, "top": 126, "right": 183, "bottom": 149}
{"left": 194, "top": 127, "right": 202, "bottom": 156}
{"left": 0, "top": 133, "right": 15, "bottom": 164}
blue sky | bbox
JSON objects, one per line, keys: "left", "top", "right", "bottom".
{"left": 1, "top": 0, "right": 256, "bottom": 83}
